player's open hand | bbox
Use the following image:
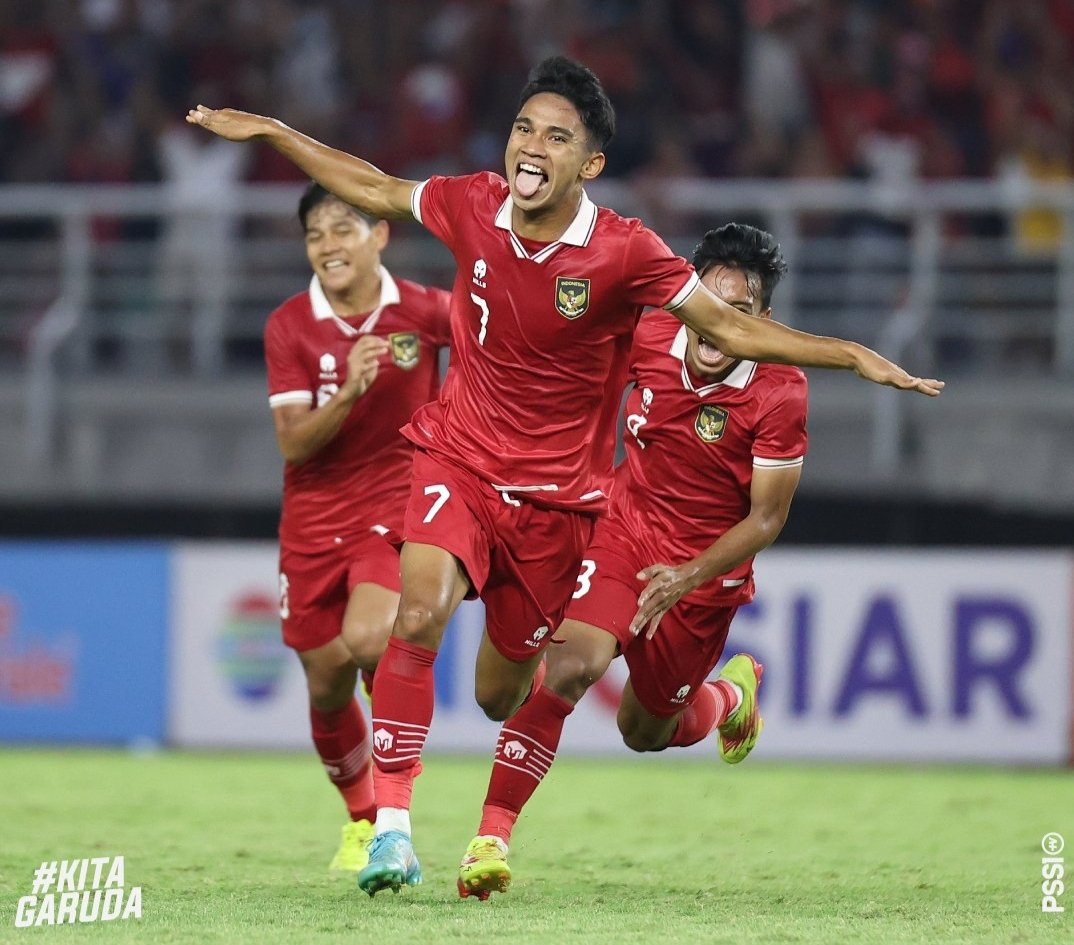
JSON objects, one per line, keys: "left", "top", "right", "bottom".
{"left": 343, "top": 335, "right": 391, "bottom": 399}
{"left": 185, "top": 105, "right": 269, "bottom": 141}
{"left": 630, "top": 563, "right": 698, "bottom": 640}
{"left": 853, "top": 346, "right": 945, "bottom": 396}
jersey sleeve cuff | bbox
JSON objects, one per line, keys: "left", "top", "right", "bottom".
{"left": 269, "top": 390, "right": 313, "bottom": 408}
{"left": 753, "top": 455, "right": 804, "bottom": 468}
{"left": 410, "top": 179, "right": 429, "bottom": 225}
{"left": 664, "top": 271, "right": 701, "bottom": 312}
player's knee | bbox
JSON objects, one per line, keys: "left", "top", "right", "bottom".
{"left": 545, "top": 652, "right": 601, "bottom": 705}
{"left": 619, "top": 726, "right": 660, "bottom": 753}
{"left": 617, "top": 714, "right": 664, "bottom": 753}
{"left": 344, "top": 624, "right": 389, "bottom": 671}
{"left": 305, "top": 665, "right": 355, "bottom": 712}
{"left": 393, "top": 601, "right": 448, "bottom": 647}
{"left": 474, "top": 681, "right": 517, "bottom": 722}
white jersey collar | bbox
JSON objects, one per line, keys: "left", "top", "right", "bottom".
{"left": 669, "top": 324, "right": 757, "bottom": 394}
{"left": 493, "top": 190, "right": 598, "bottom": 261}
{"left": 309, "top": 266, "right": 400, "bottom": 327}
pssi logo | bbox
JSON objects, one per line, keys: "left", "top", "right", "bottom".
{"left": 1042, "top": 833, "right": 1065, "bottom": 913}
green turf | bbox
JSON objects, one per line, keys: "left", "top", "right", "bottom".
{"left": 0, "top": 749, "right": 1069, "bottom": 944}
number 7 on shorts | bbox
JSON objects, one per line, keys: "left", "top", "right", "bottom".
{"left": 422, "top": 484, "right": 451, "bottom": 523}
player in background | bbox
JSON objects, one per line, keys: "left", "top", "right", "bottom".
{"left": 458, "top": 223, "right": 801, "bottom": 898}
{"left": 265, "top": 182, "right": 451, "bottom": 874}
{"left": 188, "top": 56, "right": 943, "bottom": 897}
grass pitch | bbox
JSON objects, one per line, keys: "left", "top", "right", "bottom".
{"left": 0, "top": 749, "right": 1069, "bottom": 944}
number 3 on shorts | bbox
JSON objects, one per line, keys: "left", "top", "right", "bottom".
{"left": 573, "top": 559, "right": 596, "bottom": 599}
{"left": 422, "top": 484, "right": 451, "bottom": 523}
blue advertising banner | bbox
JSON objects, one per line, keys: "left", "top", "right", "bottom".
{"left": 0, "top": 542, "right": 169, "bottom": 743}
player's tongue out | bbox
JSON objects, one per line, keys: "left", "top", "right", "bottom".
{"left": 515, "top": 165, "right": 544, "bottom": 198}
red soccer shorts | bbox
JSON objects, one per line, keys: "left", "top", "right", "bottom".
{"left": 564, "top": 513, "right": 737, "bottom": 718}
{"left": 403, "top": 448, "right": 595, "bottom": 662}
{"left": 278, "top": 528, "right": 402, "bottom": 652}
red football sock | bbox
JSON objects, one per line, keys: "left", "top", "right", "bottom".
{"left": 369, "top": 637, "right": 437, "bottom": 810}
{"left": 666, "top": 679, "right": 736, "bottom": 748}
{"left": 478, "top": 686, "right": 574, "bottom": 844}
{"left": 309, "top": 699, "right": 376, "bottom": 822}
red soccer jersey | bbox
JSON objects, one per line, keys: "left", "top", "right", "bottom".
{"left": 614, "top": 309, "right": 809, "bottom": 606}
{"left": 264, "top": 269, "right": 452, "bottom": 552}
{"left": 405, "top": 171, "right": 699, "bottom": 512}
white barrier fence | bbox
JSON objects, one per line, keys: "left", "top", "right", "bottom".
{"left": 170, "top": 544, "right": 1073, "bottom": 764}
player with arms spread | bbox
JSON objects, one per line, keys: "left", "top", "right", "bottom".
{"left": 265, "top": 183, "right": 450, "bottom": 874}
{"left": 189, "top": 56, "right": 942, "bottom": 896}
{"left": 458, "top": 222, "right": 803, "bottom": 898}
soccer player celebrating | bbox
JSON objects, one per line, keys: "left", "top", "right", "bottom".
{"left": 458, "top": 222, "right": 800, "bottom": 899}
{"left": 265, "top": 183, "right": 450, "bottom": 873}
{"left": 188, "top": 56, "right": 942, "bottom": 896}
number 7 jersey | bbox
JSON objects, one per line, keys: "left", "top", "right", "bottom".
{"left": 404, "top": 171, "right": 699, "bottom": 513}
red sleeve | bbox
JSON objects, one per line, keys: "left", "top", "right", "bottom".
{"left": 619, "top": 223, "right": 698, "bottom": 310}
{"left": 412, "top": 173, "right": 495, "bottom": 252}
{"left": 264, "top": 310, "right": 312, "bottom": 405}
{"left": 428, "top": 287, "right": 453, "bottom": 348}
{"left": 626, "top": 309, "right": 661, "bottom": 385}
{"left": 752, "top": 375, "right": 809, "bottom": 461}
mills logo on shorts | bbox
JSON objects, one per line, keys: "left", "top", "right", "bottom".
{"left": 389, "top": 332, "right": 420, "bottom": 370}
{"left": 555, "top": 277, "right": 590, "bottom": 319}
{"left": 695, "top": 405, "right": 729, "bottom": 443}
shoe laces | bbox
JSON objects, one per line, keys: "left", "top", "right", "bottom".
{"left": 468, "top": 837, "right": 507, "bottom": 860}
{"left": 368, "top": 831, "right": 405, "bottom": 860}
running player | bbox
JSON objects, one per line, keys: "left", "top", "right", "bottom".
{"left": 189, "top": 56, "right": 942, "bottom": 896}
{"left": 266, "top": 182, "right": 450, "bottom": 872}
{"left": 458, "top": 222, "right": 798, "bottom": 898}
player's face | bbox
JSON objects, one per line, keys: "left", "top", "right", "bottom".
{"left": 686, "top": 266, "right": 770, "bottom": 380}
{"left": 303, "top": 199, "right": 386, "bottom": 296}
{"left": 505, "top": 92, "right": 604, "bottom": 212}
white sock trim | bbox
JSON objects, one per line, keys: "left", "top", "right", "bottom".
{"left": 375, "top": 807, "right": 411, "bottom": 837}
{"left": 728, "top": 681, "right": 744, "bottom": 714}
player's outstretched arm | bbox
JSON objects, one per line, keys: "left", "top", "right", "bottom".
{"left": 185, "top": 105, "right": 418, "bottom": 220}
{"left": 674, "top": 284, "right": 945, "bottom": 396}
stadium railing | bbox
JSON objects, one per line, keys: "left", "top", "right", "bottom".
{"left": 1, "top": 178, "right": 1073, "bottom": 508}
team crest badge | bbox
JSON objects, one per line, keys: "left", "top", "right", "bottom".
{"left": 555, "top": 277, "right": 590, "bottom": 319}
{"left": 695, "top": 405, "right": 728, "bottom": 442}
{"left": 389, "top": 332, "right": 419, "bottom": 370}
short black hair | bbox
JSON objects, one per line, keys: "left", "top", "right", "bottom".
{"left": 691, "top": 223, "right": 788, "bottom": 309}
{"left": 297, "top": 182, "right": 375, "bottom": 230}
{"left": 518, "top": 56, "right": 616, "bottom": 151}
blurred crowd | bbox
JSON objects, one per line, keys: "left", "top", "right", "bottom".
{"left": 1, "top": 0, "right": 1073, "bottom": 192}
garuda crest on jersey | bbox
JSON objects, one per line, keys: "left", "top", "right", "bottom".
{"left": 389, "top": 332, "right": 419, "bottom": 370}
{"left": 555, "top": 277, "right": 590, "bottom": 319}
{"left": 695, "top": 404, "right": 728, "bottom": 442}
